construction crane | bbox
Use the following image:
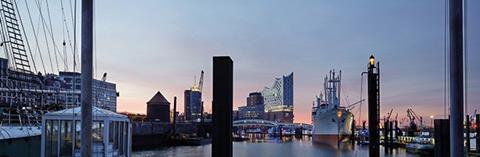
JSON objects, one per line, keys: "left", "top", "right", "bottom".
{"left": 198, "top": 70, "right": 204, "bottom": 93}
{"left": 385, "top": 109, "right": 393, "bottom": 122}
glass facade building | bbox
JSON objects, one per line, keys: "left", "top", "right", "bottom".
{"left": 184, "top": 89, "right": 202, "bottom": 121}
{"left": 238, "top": 92, "right": 265, "bottom": 120}
{"left": 262, "top": 72, "right": 294, "bottom": 123}
{"left": 59, "top": 72, "right": 118, "bottom": 112}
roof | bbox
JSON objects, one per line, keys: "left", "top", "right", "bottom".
{"left": 147, "top": 91, "right": 170, "bottom": 105}
{"left": 0, "top": 126, "right": 41, "bottom": 140}
{"left": 43, "top": 106, "right": 128, "bottom": 120}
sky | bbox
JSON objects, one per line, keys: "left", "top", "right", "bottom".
{"left": 13, "top": 0, "right": 480, "bottom": 124}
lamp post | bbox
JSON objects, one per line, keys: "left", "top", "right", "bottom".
{"left": 368, "top": 55, "right": 380, "bottom": 157}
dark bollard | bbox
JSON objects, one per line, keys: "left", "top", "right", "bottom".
{"left": 172, "top": 97, "right": 177, "bottom": 136}
{"left": 384, "top": 121, "right": 389, "bottom": 154}
{"left": 212, "top": 56, "right": 233, "bottom": 157}
{"left": 466, "top": 115, "right": 471, "bottom": 153}
{"left": 389, "top": 121, "right": 394, "bottom": 150}
{"left": 476, "top": 114, "right": 480, "bottom": 153}
{"left": 434, "top": 119, "right": 450, "bottom": 157}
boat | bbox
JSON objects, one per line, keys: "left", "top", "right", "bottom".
{"left": 312, "top": 70, "right": 354, "bottom": 146}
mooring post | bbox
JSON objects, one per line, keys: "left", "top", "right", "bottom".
{"left": 384, "top": 121, "right": 389, "bottom": 154}
{"left": 434, "top": 119, "right": 450, "bottom": 157}
{"left": 212, "top": 56, "right": 233, "bottom": 157}
{"left": 368, "top": 55, "right": 380, "bottom": 157}
{"left": 80, "top": 0, "right": 93, "bottom": 156}
{"left": 448, "top": 0, "right": 464, "bottom": 156}
{"left": 477, "top": 114, "right": 480, "bottom": 153}
{"left": 172, "top": 96, "right": 177, "bottom": 136}
{"left": 389, "top": 121, "right": 394, "bottom": 151}
{"left": 466, "top": 115, "right": 471, "bottom": 153}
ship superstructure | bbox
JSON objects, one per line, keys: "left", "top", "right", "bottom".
{"left": 312, "top": 70, "right": 354, "bottom": 146}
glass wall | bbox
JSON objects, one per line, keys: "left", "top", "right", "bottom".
{"left": 42, "top": 118, "right": 130, "bottom": 157}
{"left": 45, "top": 120, "right": 59, "bottom": 157}
{"left": 93, "top": 121, "right": 104, "bottom": 143}
{"left": 59, "top": 120, "right": 73, "bottom": 156}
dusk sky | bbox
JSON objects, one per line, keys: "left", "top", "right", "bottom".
{"left": 17, "top": 0, "right": 480, "bottom": 124}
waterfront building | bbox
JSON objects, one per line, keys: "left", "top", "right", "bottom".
{"left": 262, "top": 72, "right": 294, "bottom": 123}
{"left": 238, "top": 92, "right": 265, "bottom": 120}
{"left": 146, "top": 91, "right": 170, "bottom": 122}
{"left": 232, "top": 110, "right": 239, "bottom": 121}
{"left": 238, "top": 105, "right": 265, "bottom": 120}
{"left": 184, "top": 89, "right": 202, "bottom": 121}
{"left": 59, "top": 71, "right": 118, "bottom": 112}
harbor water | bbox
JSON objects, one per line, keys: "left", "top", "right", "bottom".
{"left": 133, "top": 136, "right": 417, "bottom": 157}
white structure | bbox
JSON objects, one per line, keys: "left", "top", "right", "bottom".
{"left": 41, "top": 107, "right": 131, "bottom": 157}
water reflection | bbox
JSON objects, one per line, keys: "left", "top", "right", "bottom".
{"left": 133, "top": 134, "right": 415, "bottom": 157}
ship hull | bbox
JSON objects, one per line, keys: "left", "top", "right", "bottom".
{"left": 312, "top": 109, "right": 354, "bottom": 146}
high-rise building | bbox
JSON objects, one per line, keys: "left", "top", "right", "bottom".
{"left": 184, "top": 89, "right": 202, "bottom": 121}
{"left": 247, "top": 92, "right": 264, "bottom": 106}
{"left": 262, "top": 72, "right": 294, "bottom": 123}
{"left": 238, "top": 92, "right": 265, "bottom": 120}
{"left": 146, "top": 91, "right": 170, "bottom": 122}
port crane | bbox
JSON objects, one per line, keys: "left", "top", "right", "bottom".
{"left": 406, "top": 108, "right": 422, "bottom": 136}
{"left": 198, "top": 70, "right": 204, "bottom": 93}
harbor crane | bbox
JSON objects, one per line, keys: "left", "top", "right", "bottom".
{"left": 385, "top": 109, "right": 393, "bottom": 122}
{"left": 406, "top": 108, "right": 422, "bottom": 136}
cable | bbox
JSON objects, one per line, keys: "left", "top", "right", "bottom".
{"left": 34, "top": 0, "right": 55, "bottom": 73}
{"left": 72, "top": 0, "right": 77, "bottom": 72}
{"left": 44, "top": 0, "right": 68, "bottom": 72}
{"left": 24, "top": 0, "right": 47, "bottom": 74}
{"left": 60, "top": 0, "right": 75, "bottom": 65}
{"left": 463, "top": 0, "right": 468, "bottom": 116}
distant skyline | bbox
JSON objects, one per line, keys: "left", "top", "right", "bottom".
{"left": 100, "top": 1, "right": 480, "bottom": 124}
{"left": 15, "top": 0, "right": 480, "bottom": 124}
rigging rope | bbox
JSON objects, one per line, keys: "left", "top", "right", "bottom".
{"left": 34, "top": 0, "right": 55, "bottom": 73}
{"left": 463, "top": 0, "right": 468, "bottom": 116}
{"left": 23, "top": 0, "right": 47, "bottom": 74}
{"left": 41, "top": 0, "right": 68, "bottom": 72}
{"left": 44, "top": 0, "right": 69, "bottom": 71}
{"left": 71, "top": 0, "right": 77, "bottom": 72}
{"left": 60, "top": 0, "right": 75, "bottom": 64}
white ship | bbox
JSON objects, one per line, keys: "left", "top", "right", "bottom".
{"left": 312, "top": 70, "right": 354, "bottom": 146}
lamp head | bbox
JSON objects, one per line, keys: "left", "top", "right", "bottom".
{"left": 369, "top": 55, "right": 375, "bottom": 65}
